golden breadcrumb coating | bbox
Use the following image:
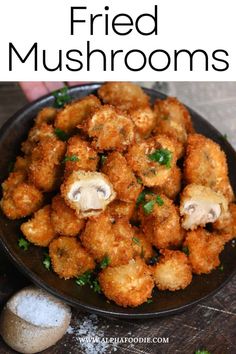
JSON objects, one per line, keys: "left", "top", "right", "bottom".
{"left": 55, "top": 95, "right": 101, "bottom": 133}
{"left": 139, "top": 194, "right": 183, "bottom": 249}
{"left": 80, "top": 212, "right": 134, "bottom": 266}
{"left": 153, "top": 250, "right": 192, "bottom": 291}
{"left": 102, "top": 152, "right": 142, "bottom": 203}
{"left": 184, "top": 134, "right": 234, "bottom": 201}
{"left": 35, "top": 107, "right": 58, "bottom": 126}
{"left": 213, "top": 203, "right": 236, "bottom": 242}
{"left": 49, "top": 236, "right": 95, "bottom": 279}
{"left": 180, "top": 184, "right": 228, "bottom": 230}
{"left": 86, "top": 105, "right": 135, "bottom": 152}
{"left": 129, "top": 106, "right": 156, "bottom": 140}
{"left": 98, "top": 82, "right": 149, "bottom": 112}
{"left": 99, "top": 257, "right": 154, "bottom": 307}
{"left": 106, "top": 200, "right": 136, "bottom": 220}
{"left": 184, "top": 228, "right": 225, "bottom": 274}
{"left": 51, "top": 195, "right": 85, "bottom": 237}
{"left": 20, "top": 205, "right": 56, "bottom": 247}
{"left": 64, "top": 135, "right": 98, "bottom": 177}
{"left": 1, "top": 172, "right": 43, "bottom": 220}
{"left": 153, "top": 166, "right": 182, "bottom": 200}
{"left": 13, "top": 156, "right": 29, "bottom": 173}
{"left": 132, "top": 229, "right": 153, "bottom": 261}
{"left": 126, "top": 135, "right": 177, "bottom": 188}
{"left": 28, "top": 137, "right": 66, "bottom": 192}
{"left": 21, "top": 123, "right": 55, "bottom": 155}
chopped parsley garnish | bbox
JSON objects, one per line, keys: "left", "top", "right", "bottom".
{"left": 195, "top": 350, "right": 211, "bottom": 354}
{"left": 100, "top": 154, "right": 107, "bottom": 166}
{"left": 136, "top": 190, "right": 154, "bottom": 206}
{"left": 143, "top": 200, "right": 156, "bottom": 215}
{"left": 99, "top": 255, "right": 110, "bottom": 269}
{"left": 76, "top": 271, "right": 92, "bottom": 286}
{"left": 18, "top": 237, "right": 30, "bottom": 251}
{"left": 53, "top": 86, "right": 71, "bottom": 108}
{"left": 156, "top": 195, "right": 164, "bottom": 206}
{"left": 54, "top": 128, "right": 69, "bottom": 141}
{"left": 148, "top": 148, "right": 172, "bottom": 168}
{"left": 91, "top": 279, "right": 101, "bottom": 293}
{"left": 132, "top": 237, "right": 141, "bottom": 246}
{"left": 63, "top": 155, "right": 80, "bottom": 163}
{"left": 146, "top": 299, "right": 153, "bottom": 304}
{"left": 43, "top": 253, "right": 51, "bottom": 270}
{"left": 182, "top": 246, "right": 189, "bottom": 256}
{"left": 219, "top": 264, "right": 224, "bottom": 271}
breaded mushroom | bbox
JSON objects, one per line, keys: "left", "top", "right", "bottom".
{"left": 99, "top": 257, "right": 154, "bottom": 307}
{"left": 154, "top": 97, "right": 194, "bottom": 157}
{"left": 1, "top": 172, "right": 43, "bottom": 220}
{"left": 28, "top": 137, "right": 66, "bottom": 192}
{"left": 86, "top": 105, "right": 135, "bottom": 152}
{"left": 98, "top": 82, "right": 149, "bottom": 112}
{"left": 64, "top": 135, "right": 99, "bottom": 177}
{"left": 21, "top": 123, "right": 55, "bottom": 156}
{"left": 139, "top": 193, "right": 183, "bottom": 249}
{"left": 49, "top": 236, "right": 95, "bottom": 279}
{"left": 153, "top": 250, "right": 192, "bottom": 291}
{"left": 153, "top": 166, "right": 182, "bottom": 200}
{"left": 102, "top": 152, "right": 142, "bottom": 203}
{"left": 21, "top": 205, "right": 56, "bottom": 247}
{"left": 13, "top": 156, "right": 30, "bottom": 173}
{"left": 80, "top": 212, "right": 134, "bottom": 266}
{"left": 129, "top": 106, "right": 156, "bottom": 140}
{"left": 184, "top": 134, "right": 234, "bottom": 201}
{"left": 184, "top": 228, "right": 225, "bottom": 274}
{"left": 126, "top": 135, "right": 178, "bottom": 188}
{"left": 55, "top": 95, "right": 101, "bottom": 133}
{"left": 51, "top": 195, "right": 85, "bottom": 237}
{"left": 34, "top": 107, "right": 57, "bottom": 126}
{"left": 180, "top": 184, "right": 228, "bottom": 230}
{"left": 61, "top": 170, "right": 116, "bottom": 218}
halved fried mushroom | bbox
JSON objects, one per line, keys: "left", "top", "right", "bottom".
{"left": 180, "top": 184, "right": 228, "bottom": 230}
{"left": 61, "top": 170, "right": 116, "bottom": 217}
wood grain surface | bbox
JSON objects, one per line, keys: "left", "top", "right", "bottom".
{"left": 0, "top": 82, "right": 235, "bottom": 354}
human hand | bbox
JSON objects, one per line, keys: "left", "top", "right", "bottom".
{"left": 19, "top": 82, "right": 86, "bottom": 102}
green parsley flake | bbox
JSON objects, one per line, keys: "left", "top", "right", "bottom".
{"left": 53, "top": 86, "right": 71, "bottom": 108}
{"left": 63, "top": 155, "right": 80, "bottom": 163}
{"left": 54, "top": 128, "right": 69, "bottom": 141}
{"left": 195, "top": 350, "right": 211, "bottom": 354}
{"left": 182, "top": 246, "right": 189, "bottom": 256}
{"left": 219, "top": 264, "right": 224, "bottom": 271}
{"left": 100, "top": 256, "right": 110, "bottom": 269}
{"left": 136, "top": 190, "right": 154, "bottom": 206}
{"left": 137, "top": 178, "right": 143, "bottom": 185}
{"left": 76, "top": 271, "right": 92, "bottom": 286}
{"left": 148, "top": 148, "right": 172, "bottom": 168}
{"left": 43, "top": 253, "right": 51, "bottom": 270}
{"left": 91, "top": 279, "right": 101, "bottom": 293}
{"left": 143, "top": 200, "right": 156, "bottom": 215}
{"left": 156, "top": 195, "right": 164, "bottom": 206}
{"left": 146, "top": 299, "right": 153, "bottom": 304}
{"left": 100, "top": 155, "right": 107, "bottom": 166}
{"left": 18, "top": 237, "right": 30, "bottom": 251}
{"left": 132, "top": 237, "right": 141, "bottom": 246}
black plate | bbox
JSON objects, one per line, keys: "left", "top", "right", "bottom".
{"left": 0, "top": 83, "right": 236, "bottom": 319}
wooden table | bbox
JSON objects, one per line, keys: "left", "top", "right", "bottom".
{"left": 0, "top": 82, "right": 236, "bottom": 354}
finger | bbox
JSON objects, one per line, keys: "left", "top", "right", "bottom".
{"left": 67, "top": 81, "right": 89, "bottom": 86}
{"left": 19, "top": 82, "right": 49, "bottom": 102}
{"left": 44, "top": 82, "right": 65, "bottom": 92}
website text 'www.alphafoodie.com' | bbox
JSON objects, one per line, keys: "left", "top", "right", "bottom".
{"left": 77, "top": 336, "right": 169, "bottom": 345}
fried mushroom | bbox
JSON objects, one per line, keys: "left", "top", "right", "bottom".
{"left": 153, "top": 250, "right": 192, "bottom": 291}
{"left": 129, "top": 106, "right": 156, "bottom": 140}
{"left": 184, "top": 228, "right": 225, "bottom": 274}
{"left": 51, "top": 195, "right": 85, "bottom": 237}
{"left": 80, "top": 212, "right": 134, "bottom": 266}
{"left": 20, "top": 205, "right": 56, "bottom": 247}
{"left": 61, "top": 170, "right": 116, "bottom": 218}
{"left": 180, "top": 184, "right": 228, "bottom": 230}
{"left": 102, "top": 152, "right": 142, "bottom": 203}
{"left": 184, "top": 134, "right": 234, "bottom": 201}
{"left": 49, "top": 236, "right": 95, "bottom": 279}
{"left": 98, "top": 257, "right": 154, "bottom": 307}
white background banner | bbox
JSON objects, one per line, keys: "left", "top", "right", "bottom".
{"left": 0, "top": 0, "right": 235, "bottom": 81}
